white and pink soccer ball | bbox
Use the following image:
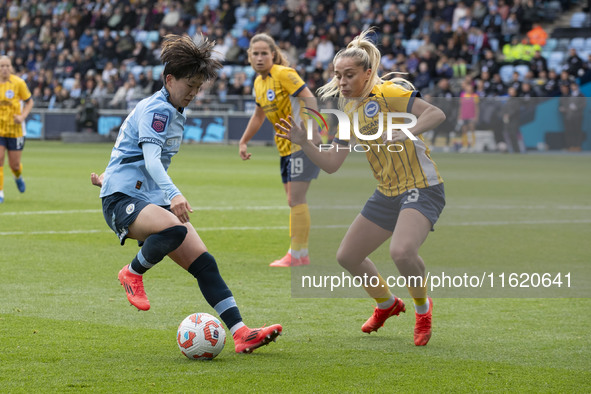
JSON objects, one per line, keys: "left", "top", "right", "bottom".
{"left": 177, "top": 313, "right": 226, "bottom": 360}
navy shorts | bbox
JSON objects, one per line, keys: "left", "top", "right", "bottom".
{"left": 360, "top": 184, "right": 446, "bottom": 232}
{"left": 102, "top": 192, "right": 169, "bottom": 245}
{"left": 279, "top": 149, "right": 320, "bottom": 184}
{"left": 0, "top": 136, "right": 25, "bottom": 151}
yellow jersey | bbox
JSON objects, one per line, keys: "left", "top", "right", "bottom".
{"left": 0, "top": 74, "right": 32, "bottom": 138}
{"left": 254, "top": 64, "right": 306, "bottom": 156}
{"left": 335, "top": 81, "right": 443, "bottom": 197}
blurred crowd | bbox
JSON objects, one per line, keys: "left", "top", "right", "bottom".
{"left": 0, "top": 0, "right": 589, "bottom": 114}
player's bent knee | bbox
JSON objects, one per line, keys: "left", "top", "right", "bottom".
{"left": 152, "top": 225, "right": 187, "bottom": 253}
{"left": 390, "top": 245, "right": 417, "bottom": 266}
{"left": 336, "top": 248, "right": 356, "bottom": 270}
{"left": 188, "top": 252, "right": 223, "bottom": 276}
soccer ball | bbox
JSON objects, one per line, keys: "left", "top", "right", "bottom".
{"left": 177, "top": 313, "right": 226, "bottom": 360}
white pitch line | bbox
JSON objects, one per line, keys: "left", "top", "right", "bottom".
{"left": 443, "top": 219, "right": 591, "bottom": 226}
{"left": 1, "top": 219, "right": 590, "bottom": 236}
{"left": 0, "top": 209, "right": 102, "bottom": 216}
{"left": 449, "top": 205, "right": 591, "bottom": 210}
{"left": 0, "top": 207, "right": 288, "bottom": 216}
{"left": 0, "top": 229, "right": 109, "bottom": 235}
{"left": 2, "top": 204, "right": 591, "bottom": 217}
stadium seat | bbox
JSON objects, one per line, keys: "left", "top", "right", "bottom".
{"left": 548, "top": 51, "right": 565, "bottom": 64}
{"left": 220, "top": 65, "right": 234, "bottom": 77}
{"left": 544, "top": 38, "right": 557, "bottom": 51}
{"left": 489, "top": 38, "right": 499, "bottom": 52}
{"left": 547, "top": 51, "right": 565, "bottom": 72}
{"left": 570, "top": 12, "right": 587, "bottom": 28}
{"left": 255, "top": 4, "right": 270, "bottom": 22}
{"left": 146, "top": 31, "right": 160, "bottom": 45}
{"left": 195, "top": 0, "right": 208, "bottom": 14}
{"left": 570, "top": 37, "right": 585, "bottom": 51}
{"left": 235, "top": 18, "right": 249, "bottom": 31}
{"left": 514, "top": 64, "right": 530, "bottom": 79}
{"left": 131, "top": 65, "right": 144, "bottom": 79}
{"left": 231, "top": 28, "right": 242, "bottom": 38}
{"left": 556, "top": 38, "right": 570, "bottom": 51}
{"left": 585, "top": 37, "right": 591, "bottom": 51}
{"left": 405, "top": 39, "right": 423, "bottom": 55}
{"left": 62, "top": 78, "right": 75, "bottom": 91}
{"left": 242, "top": 66, "right": 256, "bottom": 80}
{"left": 152, "top": 65, "right": 164, "bottom": 80}
{"left": 499, "top": 65, "right": 514, "bottom": 83}
{"left": 135, "top": 30, "right": 148, "bottom": 46}
{"left": 539, "top": 1, "right": 561, "bottom": 21}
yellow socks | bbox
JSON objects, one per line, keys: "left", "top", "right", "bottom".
{"left": 363, "top": 273, "right": 395, "bottom": 309}
{"left": 290, "top": 203, "right": 310, "bottom": 256}
{"left": 11, "top": 163, "right": 23, "bottom": 178}
{"left": 408, "top": 279, "right": 429, "bottom": 314}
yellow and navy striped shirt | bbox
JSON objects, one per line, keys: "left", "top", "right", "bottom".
{"left": 335, "top": 81, "right": 443, "bottom": 197}
{"left": 254, "top": 64, "right": 306, "bottom": 156}
{"left": 0, "top": 74, "right": 32, "bottom": 138}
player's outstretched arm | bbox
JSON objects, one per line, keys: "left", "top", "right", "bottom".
{"left": 295, "top": 87, "right": 323, "bottom": 145}
{"left": 275, "top": 116, "right": 348, "bottom": 174}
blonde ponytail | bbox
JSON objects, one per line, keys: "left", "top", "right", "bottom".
{"left": 317, "top": 28, "right": 414, "bottom": 103}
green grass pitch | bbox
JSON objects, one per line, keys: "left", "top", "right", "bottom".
{"left": 0, "top": 141, "right": 589, "bottom": 392}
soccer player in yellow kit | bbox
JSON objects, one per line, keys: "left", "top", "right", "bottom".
{"left": 239, "top": 33, "right": 320, "bottom": 267}
{"left": 275, "top": 29, "right": 446, "bottom": 346}
{"left": 0, "top": 56, "right": 34, "bottom": 203}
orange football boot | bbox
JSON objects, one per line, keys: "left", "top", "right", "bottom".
{"left": 361, "top": 297, "right": 406, "bottom": 333}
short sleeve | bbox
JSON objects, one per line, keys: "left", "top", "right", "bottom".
{"left": 279, "top": 67, "right": 306, "bottom": 97}
{"left": 381, "top": 83, "right": 416, "bottom": 113}
{"left": 18, "top": 79, "right": 32, "bottom": 101}
{"left": 253, "top": 76, "right": 261, "bottom": 106}
{"left": 138, "top": 105, "right": 173, "bottom": 148}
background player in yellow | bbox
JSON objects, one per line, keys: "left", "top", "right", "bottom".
{"left": 275, "top": 29, "right": 446, "bottom": 346}
{"left": 0, "top": 55, "right": 34, "bottom": 204}
{"left": 239, "top": 33, "right": 320, "bottom": 267}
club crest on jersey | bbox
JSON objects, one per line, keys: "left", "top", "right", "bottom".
{"left": 266, "top": 89, "right": 276, "bottom": 101}
{"left": 5, "top": 90, "right": 15, "bottom": 99}
{"left": 364, "top": 101, "right": 379, "bottom": 118}
{"left": 151, "top": 113, "right": 168, "bottom": 132}
{"left": 126, "top": 204, "right": 135, "bottom": 215}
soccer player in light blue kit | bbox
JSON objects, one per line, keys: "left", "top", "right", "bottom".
{"left": 92, "top": 35, "right": 281, "bottom": 354}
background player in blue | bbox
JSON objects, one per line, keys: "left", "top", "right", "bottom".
{"left": 91, "top": 34, "right": 281, "bottom": 354}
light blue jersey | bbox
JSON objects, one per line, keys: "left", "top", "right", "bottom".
{"left": 100, "top": 87, "right": 185, "bottom": 206}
